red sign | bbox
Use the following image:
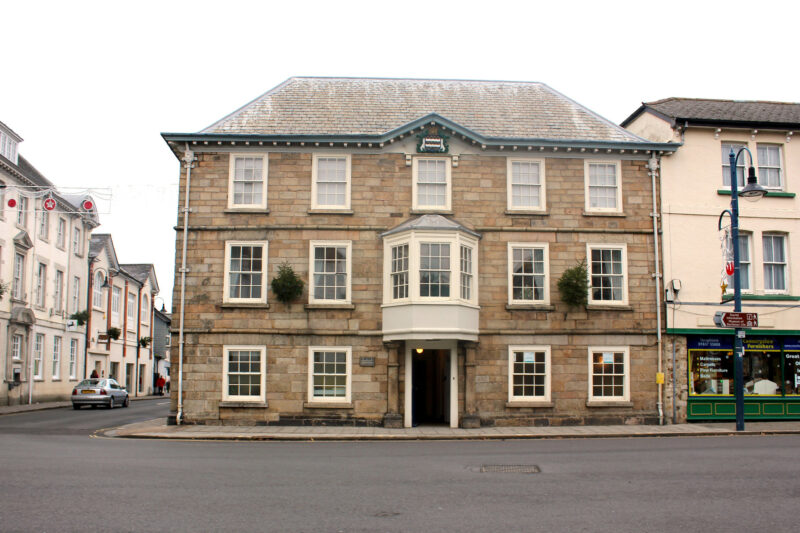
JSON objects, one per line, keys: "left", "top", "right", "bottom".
{"left": 82, "top": 199, "right": 94, "bottom": 210}
{"left": 43, "top": 198, "right": 56, "bottom": 211}
{"left": 7, "top": 198, "right": 16, "bottom": 208}
{"left": 716, "top": 312, "right": 758, "bottom": 328}
{"left": 725, "top": 261, "right": 734, "bottom": 276}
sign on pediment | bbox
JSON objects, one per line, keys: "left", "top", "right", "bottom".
{"left": 417, "top": 125, "right": 449, "bottom": 153}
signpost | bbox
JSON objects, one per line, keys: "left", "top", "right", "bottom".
{"left": 713, "top": 312, "right": 758, "bottom": 329}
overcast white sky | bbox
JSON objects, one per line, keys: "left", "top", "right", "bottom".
{"left": 2, "top": 0, "right": 798, "bottom": 309}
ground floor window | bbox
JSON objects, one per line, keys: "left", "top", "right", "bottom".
{"left": 223, "top": 346, "right": 266, "bottom": 402}
{"left": 508, "top": 346, "right": 550, "bottom": 402}
{"left": 308, "top": 346, "right": 351, "bottom": 403}
{"left": 588, "top": 347, "right": 629, "bottom": 401}
{"left": 688, "top": 336, "right": 800, "bottom": 396}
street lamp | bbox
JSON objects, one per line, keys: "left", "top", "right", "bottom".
{"left": 719, "top": 147, "right": 766, "bottom": 431}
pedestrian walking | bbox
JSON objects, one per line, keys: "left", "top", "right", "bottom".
{"left": 156, "top": 374, "right": 166, "bottom": 396}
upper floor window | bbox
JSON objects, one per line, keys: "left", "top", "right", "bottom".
{"left": 71, "top": 276, "right": 80, "bottom": 313}
{"left": 17, "top": 195, "right": 28, "bottom": 226}
{"left": 508, "top": 243, "right": 549, "bottom": 305}
{"left": 585, "top": 161, "right": 622, "bottom": 213}
{"left": 35, "top": 263, "right": 46, "bottom": 308}
{"left": 507, "top": 159, "right": 546, "bottom": 211}
{"left": 228, "top": 154, "right": 267, "bottom": 209}
{"left": 56, "top": 218, "right": 66, "bottom": 248}
{"left": 391, "top": 244, "right": 409, "bottom": 300}
{"left": 223, "top": 241, "right": 268, "bottom": 304}
{"left": 12, "top": 334, "right": 23, "bottom": 360}
{"left": 13, "top": 252, "right": 25, "bottom": 300}
{"left": 726, "top": 234, "right": 751, "bottom": 292}
{"left": 508, "top": 345, "right": 551, "bottom": 403}
{"left": 38, "top": 210, "right": 49, "bottom": 240}
{"left": 141, "top": 295, "right": 149, "bottom": 324}
{"left": 0, "top": 130, "right": 18, "bottom": 162}
{"left": 312, "top": 155, "right": 350, "bottom": 210}
{"left": 412, "top": 157, "right": 451, "bottom": 211}
{"left": 309, "top": 241, "right": 351, "bottom": 305}
{"left": 721, "top": 142, "right": 747, "bottom": 188}
{"left": 420, "top": 243, "right": 450, "bottom": 297}
{"left": 54, "top": 270, "right": 64, "bottom": 313}
{"left": 72, "top": 227, "right": 82, "bottom": 255}
{"left": 587, "top": 244, "right": 628, "bottom": 305}
{"left": 127, "top": 292, "right": 137, "bottom": 327}
{"left": 93, "top": 272, "right": 105, "bottom": 309}
{"left": 112, "top": 286, "right": 122, "bottom": 322}
{"left": 763, "top": 234, "right": 787, "bottom": 292}
{"left": 757, "top": 144, "right": 783, "bottom": 190}
{"left": 460, "top": 245, "right": 473, "bottom": 300}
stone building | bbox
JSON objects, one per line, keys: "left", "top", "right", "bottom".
{"left": 623, "top": 99, "right": 800, "bottom": 422}
{"left": 163, "top": 77, "right": 676, "bottom": 427}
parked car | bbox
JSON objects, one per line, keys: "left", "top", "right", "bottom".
{"left": 71, "top": 378, "right": 129, "bottom": 409}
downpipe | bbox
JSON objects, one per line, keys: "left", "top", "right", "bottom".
{"left": 176, "top": 145, "right": 195, "bottom": 425}
{"left": 649, "top": 156, "right": 664, "bottom": 425}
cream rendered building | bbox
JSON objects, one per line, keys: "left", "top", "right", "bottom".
{"left": 623, "top": 99, "right": 800, "bottom": 422}
{"left": 0, "top": 120, "right": 98, "bottom": 405}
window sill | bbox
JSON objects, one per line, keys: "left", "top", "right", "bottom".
{"left": 410, "top": 209, "right": 453, "bottom": 215}
{"left": 717, "top": 189, "right": 795, "bottom": 198}
{"left": 505, "top": 209, "right": 549, "bottom": 216}
{"left": 506, "top": 401, "right": 553, "bottom": 408}
{"left": 303, "top": 402, "right": 354, "bottom": 409}
{"left": 221, "top": 302, "right": 270, "bottom": 309}
{"left": 586, "top": 400, "right": 633, "bottom": 408}
{"left": 506, "top": 304, "right": 554, "bottom": 311}
{"left": 305, "top": 303, "right": 355, "bottom": 310}
{"left": 582, "top": 211, "right": 626, "bottom": 217}
{"left": 219, "top": 400, "right": 268, "bottom": 408}
{"left": 223, "top": 208, "right": 270, "bottom": 214}
{"left": 52, "top": 378, "right": 61, "bottom": 382}
{"left": 587, "top": 304, "right": 633, "bottom": 311}
{"left": 307, "top": 209, "right": 354, "bottom": 215}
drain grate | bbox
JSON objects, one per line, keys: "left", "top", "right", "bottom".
{"left": 480, "top": 464, "right": 540, "bottom": 474}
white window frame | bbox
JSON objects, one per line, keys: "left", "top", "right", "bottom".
{"left": 507, "top": 243, "right": 550, "bottom": 305}
{"left": 222, "top": 345, "right": 266, "bottom": 402}
{"left": 508, "top": 345, "right": 551, "bottom": 403}
{"left": 460, "top": 244, "right": 473, "bottom": 301}
{"left": 507, "top": 158, "right": 546, "bottom": 212}
{"left": 587, "top": 346, "right": 630, "bottom": 402}
{"left": 311, "top": 154, "right": 351, "bottom": 210}
{"left": 309, "top": 241, "right": 352, "bottom": 305}
{"left": 587, "top": 243, "right": 629, "bottom": 306}
{"left": 127, "top": 291, "right": 137, "bottom": 330}
{"left": 223, "top": 241, "right": 268, "bottom": 304}
{"left": 72, "top": 227, "right": 82, "bottom": 256}
{"left": 93, "top": 272, "right": 105, "bottom": 310}
{"left": 52, "top": 336, "right": 62, "bottom": 380}
{"left": 721, "top": 142, "right": 748, "bottom": 188}
{"left": 390, "top": 243, "right": 410, "bottom": 301}
{"left": 307, "top": 346, "right": 352, "bottom": 404}
{"left": 13, "top": 252, "right": 25, "bottom": 300}
{"left": 56, "top": 218, "right": 66, "bottom": 249}
{"left": 227, "top": 153, "right": 268, "bottom": 209}
{"left": 17, "top": 195, "right": 28, "bottom": 226}
{"left": 763, "top": 233, "right": 788, "bottom": 293}
{"left": 54, "top": 270, "right": 64, "bottom": 313}
{"left": 756, "top": 144, "right": 783, "bottom": 190}
{"left": 412, "top": 157, "right": 451, "bottom": 211}
{"left": 111, "top": 286, "right": 122, "bottom": 323}
{"left": 69, "top": 339, "right": 78, "bottom": 379}
{"left": 584, "top": 160, "right": 622, "bottom": 214}
{"left": 71, "top": 276, "right": 80, "bottom": 313}
{"left": 382, "top": 231, "right": 479, "bottom": 306}
{"left": 12, "top": 334, "right": 23, "bottom": 360}
{"left": 35, "top": 262, "right": 46, "bottom": 308}
{"left": 38, "top": 209, "right": 49, "bottom": 240}
{"left": 141, "top": 294, "right": 149, "bottom": 324}
{"left": 726, "top": 233, "right": 752, "bottom": 293}
{"left": 33, "top": 334, "right": 44, "bottom": 379}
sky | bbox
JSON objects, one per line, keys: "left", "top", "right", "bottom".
{"left": 2, "top": 0, "right": 798, "bottom": 310}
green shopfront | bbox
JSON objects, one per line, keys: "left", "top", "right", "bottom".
{"left": 687, "top": 335, "right": 800, "bottom": 420}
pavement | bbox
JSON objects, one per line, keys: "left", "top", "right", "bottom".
{"left": 5, "top": 398, "right": 800, "bottom": 440}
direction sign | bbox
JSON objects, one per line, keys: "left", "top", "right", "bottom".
{"left": 714, "top": 311, "right": 758, "bottom": 328}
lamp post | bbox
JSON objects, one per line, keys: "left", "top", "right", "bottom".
{"left": 721, "top": 147, "right": 766, "bottom": 431}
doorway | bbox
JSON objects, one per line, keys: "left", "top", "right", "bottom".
{"left": 412, "top": 349, "right": 449, "bottom": 426}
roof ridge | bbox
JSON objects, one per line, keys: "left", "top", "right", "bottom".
{"left": 648, "top": 97, "right": 800, "bottom": 106}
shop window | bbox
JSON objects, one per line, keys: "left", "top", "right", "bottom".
{"left": 786, "top": 351, "right": 800, "bottom": 396}
{"left": 743, "top": 343, "right": 781, "bottom": 396}
{"left": 689, "top": 347, "right": 733, "bottom": 396}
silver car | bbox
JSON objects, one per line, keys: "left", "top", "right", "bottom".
{"left": 71, "top": 378, "right": 129, "bottom": 409}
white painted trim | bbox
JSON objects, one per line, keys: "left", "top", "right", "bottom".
{"left": 412, "top": 156, "right": 452, "bottom": 211}
{"left": 506, "top": 157, "right": 547, "bottom": 212}
{"left": 507, "top": 242, "right": 550, "bottom": 305}
{"left": 308, "top": 240, "right": 352, "bottom": 305}
{"left": 586, "top": 243, "right": 629, "bottom": 306}
{"left": 311, "top": 154, "right": 351, "bottom": 210}
{"left": 584, "top": 159, "right": 623, "bottom": 214}
{"left": 222, "top": 345, "right": 267, "bottom": 402}
{"left": 307, "top": 346, "right": 352, "bottom": 404}
{"left": 507, "top": 345, "right": 551, "bottom": 403}
{"left": 587, "top": 346, "right": 630, "bottom": 402}
{"left": 227, "top": 153, "right": 268, "bottom": 210}
{"left": 223, "top": 241, "right": 269, "bottom": 304}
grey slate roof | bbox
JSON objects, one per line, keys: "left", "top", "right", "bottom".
{"left": 381, "top": 214, "right": 480, "bottom": 238}
{"left": 622, "top": 98, "right": 800, "bottom": 128}
{"left": 201, "top": 77, "right": 644, "bottom": 143}
{"left": 121, "top": 263, "right": 159, "bottom": 293}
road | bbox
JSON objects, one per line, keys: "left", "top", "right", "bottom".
{"left": 1, "top": 402, "right": 799, "bottom": 532}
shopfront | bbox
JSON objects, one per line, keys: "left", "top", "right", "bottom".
{"left": 687, "top": 335, "right": 800, "bottom": 420}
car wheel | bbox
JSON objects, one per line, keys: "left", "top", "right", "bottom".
{"left": 108, "top": 397, "right": 114, "bottom": 409}
{"left": 72, "top": 404, "right": 81, "bottom": 410}
{"left": 123, "top": 395, "right": 130, "bottom": 408}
